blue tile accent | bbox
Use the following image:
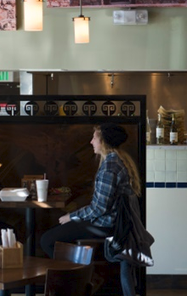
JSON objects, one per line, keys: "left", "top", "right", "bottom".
{"left": 155, "top": 182, "right": 165, "bottom": 188}
{"left": 166, "top": 183, "right": 176, "bottom": 188}
{"left": 146, "top": 182, "right": 187, "bottom": 188}
{"left": 146, "top": 182, "right": 154, "bottom": 188}
{"left": 177, "top": 182, "right": 187, "bottom": 188}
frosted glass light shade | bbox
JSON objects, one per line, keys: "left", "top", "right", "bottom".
{"left": 24, "top": 0, "right": 43, "bottom": 31}
{"left": 73, "top": 17, "right": 90, "bottom": 44}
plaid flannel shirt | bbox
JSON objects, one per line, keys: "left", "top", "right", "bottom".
{"left": 70, "top": 152, "right": 130, "bottom": 227}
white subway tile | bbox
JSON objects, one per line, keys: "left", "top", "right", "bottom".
{"left": 166, "top": 159, "right": 177, "bottom": 172}
{"left": 166, "top": 150, "right": 177, "bottom": 160}
{"left": 166, "top": 172, "right": 177, "bottom": 182}
{"left": 177, "top": 159, "right": 187, "bottom": 172}
{"left": 177, "top": 172, "right": 187, "bottom": 182}
{"left": 146, "top": 171, "right": 155, "bottom": 182}
{"left": 155, "top": 149, "right": 165, "bottom": 159}
{"left": 147, "top": 159, "right": 154, "bottom": 171}
{"left": 155, "top": 171, "right": 166, "bottom": 182}
{"left": 146, "top": 149, "right": 155, "bottom": 160}
{"left": 155, "top": 160, "right": 165, "bottom": 171}
{"left": 177, "top": 150, "right": 187, "bottom": 159}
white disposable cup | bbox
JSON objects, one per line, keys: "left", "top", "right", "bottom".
{"left": 36, "top": 180, "right": 49, "bottom": 202}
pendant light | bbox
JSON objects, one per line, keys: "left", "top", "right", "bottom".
{"left": 24, "top": 0, "right": 43, "bottom": 31}
{"left": 72, "top": 0, "right": 90, "bottom": 44}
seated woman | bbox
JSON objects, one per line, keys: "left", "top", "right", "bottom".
{"left": 41, "top": 123, "right": 141, "bottom": 296}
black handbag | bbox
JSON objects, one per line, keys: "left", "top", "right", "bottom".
{"left": 104, "top": 193, "right": 154, "bottom": 267}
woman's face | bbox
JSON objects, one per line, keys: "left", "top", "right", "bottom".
{"left": 90, "top": 131, "right": 102, "bottom": 155}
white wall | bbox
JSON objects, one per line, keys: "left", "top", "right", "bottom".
{"left": 146, "top": 146, "right": 187, "bottom": 274}
{"left": 1, "top": 7, "right": 187, "bottom": 70}
{"left": 147, "top": 188, "right": 187, "bottom": 275}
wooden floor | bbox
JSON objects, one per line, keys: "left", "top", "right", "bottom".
{"left": 147, "top": 290, "right": 187, "bottom": 296}
{"left": 12, "top": 290, "right": 187, "bottom": 296}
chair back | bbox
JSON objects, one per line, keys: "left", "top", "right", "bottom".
{"left": 53, "top": 241, "right": 94, "bottom": 265}
{"left": 76, "top": 239, "right": 105, "bottom": 261}
{"left": 44, "top": 264, "right": 93, "bottom": 296}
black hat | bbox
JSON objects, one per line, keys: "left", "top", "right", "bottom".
{"left": 100, "top": 123, "right": 128, "bottom": 148}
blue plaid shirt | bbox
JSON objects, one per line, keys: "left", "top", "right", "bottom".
{"left": 70, "top": 152, "right": 131, "bottom": 227}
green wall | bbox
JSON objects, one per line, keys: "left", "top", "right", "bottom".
{"left": 1, "top": 6, "right": 187, "bottom": 70}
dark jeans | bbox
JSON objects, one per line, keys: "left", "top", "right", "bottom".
{"left": 120, "top": 261, "right": 136, "bottom": 296}
{"left": 40, "top": 220, "right": 113, "bottom": 258}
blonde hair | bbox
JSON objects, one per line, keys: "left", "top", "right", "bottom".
{"left": 94, "top": 125, "right": 141, "bottom": 197}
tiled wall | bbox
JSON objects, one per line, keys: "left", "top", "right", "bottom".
{"left": 146, "top": 146, "right": 187, "bottom": 188}
{"left": 146, "top": 146, "right": 187, "bottom": 274}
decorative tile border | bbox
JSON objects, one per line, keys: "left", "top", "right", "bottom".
{"left": 0, "top": 97, "right": 141, "bottom": 117}
{"left": 146, "top": 182, "right": 187, "bottom": 188}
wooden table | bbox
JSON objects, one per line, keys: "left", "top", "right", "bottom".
{"left": 0, "top": 194, "right": 72, "bottom": 209}
{"left": 0, "top": 194, "right": 73, "bottom": 256}
{"left": 0, "top": 256, "right": 83, "bottom": 296}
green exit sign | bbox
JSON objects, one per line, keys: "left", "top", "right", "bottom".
{"left": 0, "top": 71, "right": 13, "bottom": 82}
{"left": 0, "top": 71, "right": 9, "bottom": 81}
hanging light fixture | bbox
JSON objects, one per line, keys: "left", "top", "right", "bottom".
{"left": 24, "top": 0, "right": 43, "bottom": 31}
{"left": 72, "top": 0, "right": 90, "bottom": 44}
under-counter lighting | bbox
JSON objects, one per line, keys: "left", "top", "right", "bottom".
{"left": 72, "top": 0, "right": 90, "bottom": 44}
{"left": 24, "top": 0, "right": 43, "bottom": 31}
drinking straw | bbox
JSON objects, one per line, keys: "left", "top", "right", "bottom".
{"left": 44, "top": 173, "right": 46, "bottom": 180}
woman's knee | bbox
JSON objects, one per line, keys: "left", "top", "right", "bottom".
{"left": 40, "top": 228, "right": 55, "bottom": 249}
{"left": 40, "top": 231, "right": 48, "bottom": 249}
{"left": 40, "top": 229, "right": 57, "bottom": 258}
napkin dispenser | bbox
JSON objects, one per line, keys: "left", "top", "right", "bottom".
{"left": 0, "top": 242, "right": 23, "bottom": 269}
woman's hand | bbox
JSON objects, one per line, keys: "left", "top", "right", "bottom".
{"left": 59, "top": 213, "right": 70, "bottom": 225}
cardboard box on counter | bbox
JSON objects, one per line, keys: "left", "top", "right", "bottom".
{"left": 0, "top": 242, "right": 23, "bottom": 269}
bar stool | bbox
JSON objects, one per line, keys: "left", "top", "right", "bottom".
{"left": 76, "top": 238, "right": 121, "bottom": 295}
